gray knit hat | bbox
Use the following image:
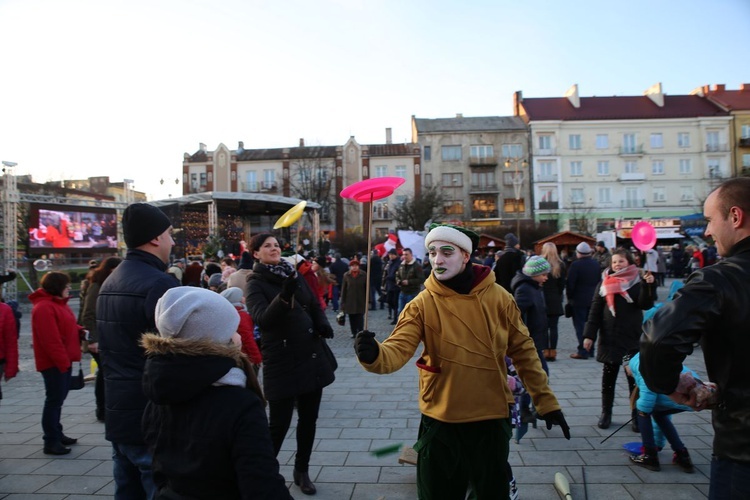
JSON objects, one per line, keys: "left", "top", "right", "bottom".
{"left": 220, "top": 287, "right": 244, "bottom": 307}
{"left": 156, "top": 287, "right": 239, "bottom": 344}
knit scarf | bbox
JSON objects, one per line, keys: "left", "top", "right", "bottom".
{"left": 261, "top": 258, "right": 295, "bottom": 279}
{"left": 599, "top": 264, "right": 641, "bottom": 317}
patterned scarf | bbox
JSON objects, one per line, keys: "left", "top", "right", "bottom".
{"left": 599, "top": 264, "right": 641, "bottom": 317}
{"left": 261, "top": 258, "right": 295, "bottom": 279}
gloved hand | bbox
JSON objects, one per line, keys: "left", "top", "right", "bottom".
{"left": 354, "top": 330, "right": 379, "bottom": 364}
{"left": 539, "top": 410, "right": 571, "bottom": 440}
{"left": 320, "top": 324, "right": 334, "bottom": 339}
{"left": 280, "top": 274, "right": 299, "bottom": 302}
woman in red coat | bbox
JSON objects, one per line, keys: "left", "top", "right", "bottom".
{"left": 30, "top": 271, "right": 82, "bottom": 455}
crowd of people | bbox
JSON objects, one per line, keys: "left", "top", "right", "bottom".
{"left": 3, "top": 176, "right": 748, "bottom": 498}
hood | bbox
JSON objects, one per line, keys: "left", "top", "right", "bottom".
{"left": 510, "top": 270, "right": 538, "bottom": 293}
{"left": 424, "top": 264, "right": 494, "bottom": 297}
{"left": 28, "top": 288, "right": 70, "bottom": 305}
{"left": 141, "top": 334, "right": 245, "bottom": 405}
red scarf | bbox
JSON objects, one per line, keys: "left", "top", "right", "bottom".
{"left": 599, "top": 264, "right": 641, "bottom": 317}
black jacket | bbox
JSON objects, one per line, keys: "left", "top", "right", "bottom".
{"left": 142, "top": 335, "right": 291, "bottom": 499}
{"left": 494, "top": 248, "right": 524, "bottom": 292}
{"left": 566, "top": 256, "right": 601, "bottom": 308}
{"left": 583, "top": 277, "right": 653, "bottom": 365}
{"left": 511, "top": 272, "right": 548, "bottom": 350}
{"left": 641, "top": 235, "right": 750, "bottom": 463}
{"left": 246, "top": 264, "right": 335, "bottom": 401}
{"left": 97, "top": 249, "right": 179, "bottom": 444}
{"left": 382, "top": 257, "right": 400, "bottom": 293}
{"left": 542, "top": 263, "right": 566, "bottom": 317}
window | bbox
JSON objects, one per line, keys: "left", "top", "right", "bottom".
{"left": 598, "top": 187, "right": 612, "bottom": 204}
{"left": 395, "top": 165, "right": 406, "bottom": 178}
{"left": 442, "top": 173, "right": 462, "bottom": 187}
{"left": 596, "top": 134, "right": 609, "bottom": 149}
{"left": 443, "top": 201, "right": 463, "bottom": 215}
{"left": 375, "top": 165, "right": 387, "bottom": 177}
{"left": 200, "top": 172, "right": 207, "bottom": 186}
{"left": 502, "top": 172, "right": 516, "bottom": 185}
{"left": 190, "top": 173, "right": 199, "bottom": 190}
{"left": 678, "top": 132, "right": 690, "bottom": 148}
{"left": 571, "top": 188, "right": 585, "bottom": 204}
{"left": 623, "top": 133, "right": 637, "bottom": 153}
{"left": 570, "top": 161, "right": 582, "bottom": 176}
{"left": 373, "top": 201, "right": 389, "bottom": 219}
{"left": 624, "top": 161, "right": 638, "bottom": 173}
{"left": 597, "top": 161, "right": 609, "bottom": 176}
{"left": 503, "top": 198, "right": 525, "bottom": 213}
{"left": 679, "top": 159, "right": 692, "bottom": 174}
{"left": 424, "top": 173, "right": 433, "bottom": 186}
{"left": 742, "top": 125, "right": 750, "bottom": 139}
{"left": 652, "top": 160, "right": 664, "bottom": 175}
{"left": 744, "top": 154, "right": 750, "bottom": 168}
{"left": 624, "top": 188, "right": 640, "bottom": 207}
{"left": 472, "top": 197, "right": 497, "bottom": 218}
{"left": 245, "top": 171, "right": 257, "bottom": 191}
{"left": 470, "top": 170, "right": 496, "bottom": 189}
{"left": 653, "top": 187, "right": 666, "bottom": 202}
{"left": 707, "top": 158, "right": 721, "bottom": 178}
{"left": 470, "top": 145, "right": 494, "bottom": 158}
{"left": 423, "top": 146, "right": 431, "bottom": 161}
{"left": 502, "top": 144, "right": 523, "bottom": 158}
{"left": 538, "top": 135, "right": 552, "bottom": 151}
{"left": 680, "top": 187, "right": 694, "bottom": 201}
{"left": 538, "top": 161, "right": 555, "bottom": 177}
{"left": 706, "top": 131, "right": 720, "bottom": 151}
{"left": 539, "top": 188, "right": 558, "bottom": 204}
{"left": 441, "top": 145, "right": 462, "bottom": 161}
{"left": 263, "top": 169, "right": 275, "bottom": 189}
{"left": 650, "top": 133, "right": 663, "bottom": 148}
{"left": 569, "top": 134, "right": 581, "bottom": 150}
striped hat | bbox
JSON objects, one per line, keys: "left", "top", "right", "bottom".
{"left": 522, "top": 256, "right": 551, "bottom": 277}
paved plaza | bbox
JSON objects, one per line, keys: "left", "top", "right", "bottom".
{"left": 1, "top": 279, "right": 713, "bottom": 499}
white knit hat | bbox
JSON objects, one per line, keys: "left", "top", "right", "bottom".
{"left": 220, "top": 287, "right": 244, "bottom": 307}
{"left": 576, "top": 242, "right": 593, "bottom": 255}
{"left": 424, "top": 223, "right": 479, "bottom": 254}
{"left": 156, "top": 287, "right": 239, "bottom": 344}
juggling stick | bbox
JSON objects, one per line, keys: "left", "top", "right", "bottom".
{"left": 554, "top": 472, "right": 573, "bottom": 499}
{"left": 340, "top": 177, "right": 405, "bottom": 331}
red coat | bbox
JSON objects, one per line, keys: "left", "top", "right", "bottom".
{"left": 236, "top": 307, "right": 262, "bottom": 364}
{"left": 29, "top": 289, "right": 82, "bottom": 372}
{"left": 0, "top": 303, "right": 18, "bottom": 380}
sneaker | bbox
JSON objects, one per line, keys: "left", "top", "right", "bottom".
{"left": 673, "top": 449, "right": 694, "bottom": 473}
{"left": 509, "top": 476, "right": 519, "bottom": 500}
{"left": 630, "top": 449, "right": 661, "bottom": 471}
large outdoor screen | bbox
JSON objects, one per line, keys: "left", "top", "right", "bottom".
{"left": 28, "top": 203, "right": 118, "bottom": 253}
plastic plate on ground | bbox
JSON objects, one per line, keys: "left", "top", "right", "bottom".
{"left": 340, "top": 177, "right": 406, "bottom": 203}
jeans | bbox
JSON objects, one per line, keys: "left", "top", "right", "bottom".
{"left": 268, "top": 388, "right": 323, "bottom": 472}
{"left": 348, "top": 313, "right": 364, "bottom": 337}
{"left": 637, "top": 411, "right": 685, "bottom": 451}
{"left": 709, "top": 456, "right": 750, "bottom": 500}
{"left": 547, "top": 314, "right": 560, "bottom": 349}
{"left": 572, "top": 306, "right": 592, "bottom": 357}
{"left": 41, "top": 367, "right": 71, "bottom": 445}
{"left": 112, "top": 442, "right": 156, "bottom": 500}
{"left": 331, "top": 285, "right": 341, "bottom": 311}
{"left": 398, "top": 292, "right": 418, "bottom": 316}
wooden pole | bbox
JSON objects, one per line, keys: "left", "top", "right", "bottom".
{"left": 363, "top": 193, "right": 374, "bottom": 331}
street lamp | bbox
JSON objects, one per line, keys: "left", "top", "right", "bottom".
{"left": 504, "top": 157, "right": 528, "bottom": 239}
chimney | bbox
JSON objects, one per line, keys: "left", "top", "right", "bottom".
{"left": 565, "top": 84, "right": 580, "bottom": 108}
{"left": 299, "top": 138, "right": 305, "bottom": 147}
{"left": 237, "top": 141, "right": 244, "bottom": 152}
{"left": 199, "top": 142, "right": 207, "bottom": 152}
{"left": 644, "top": 82, "right": 664, "bottom": 107}
{"left": 513, "top": 91, "right": 523, "bottom": 116}
{"left": 741, "top": 84, "right": 750, "bottom": 92}
{"left": 385, "top": 128, "right": 392, "bottom": 144}
{"left": 712, "top": 84, "right": 726, "bottom": 92}
{"left": 456, "top": 113, "right": 463, "bottom": 118}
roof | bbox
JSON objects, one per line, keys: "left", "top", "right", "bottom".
{"left": 520, "top": 95, "right": 728, "bottom": 121}
{"left": 149, "top": 191, "right": 320, "bottom": 215}
{"left": 702, "top": 86, "right": 750, "bottom": 111}
{"left": 186, "top": 146, "right": 340, "bottom": 163}
{"left": 367, "top": 143, "right": 419, "bottom": 156}
{"left": 414, "top": 116, "right": 527, "bottom": 133}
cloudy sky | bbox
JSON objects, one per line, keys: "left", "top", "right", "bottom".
{"left": 1, "top": 0, "right": 748, "bottom": 199}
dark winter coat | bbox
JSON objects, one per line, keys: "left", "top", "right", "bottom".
{"left": 395, "top": 260, "right": 424, "bottom": 294}
{"left": 142, "top": 335, "right": 291, "bottom": 500}
{"left": 583, "top": 277, "right": 653, "bottom": 365}
{"left": 97, "top": 249, "right": 180, "bottom": 444}
{"left": 494, "top": 248, "right": 524, "bottom": 292}
{"left": 542, "top": 263, "right": 566, "bottom": 317}
{"left": 246, "top": 264, "right": 335, "bottom": 401}
{"left": 511, "top": 272, "right": 548, "bottom": 350}
{"left": 329, "top": 259, "right": 348, "bottom": 287}
{"left": 340, "top": 271, "right": 367, "bottom": 315}
{"left": 382, "top": 257, "right": 401, "bottom": 293}
{"left": 368, "top": 254, "right": 383, "bottom": 290}
{"left": 566, "top": 256, "right": 601, "bottom": 308}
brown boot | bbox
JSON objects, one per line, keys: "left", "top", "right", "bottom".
{"left": 546, "top": 349, "right": 557, "bottom": 362}
{"left": 542, "top": 349, "right": 550, "bottom": 360}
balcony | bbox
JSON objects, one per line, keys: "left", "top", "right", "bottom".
{"left": 372, "top": 206, "right": 391, "bottom": 220}
{"left": 533, "top": 147, "right": 556, "bottom": 156}
{"left": 538, "top": 201, "right": 559, "bottom": 210}
{"left": 469, "top": 183, "right": 499, "bottom": 193}
{"left": 619, "top": 145, "right": 645, "bottom": 156}
{"left": 241, "top": 181, "right": 259, "bottom": 192}
{"left": 536, "top": 174, "right": 558, "bottom": 182}
{"left": 189, "top": 184, "right": 208, "bottom": 194}
{"left": 621, "top": 199, "right": 645, "bottom": 208}
{"left": 260, "top": 181, "right": 278, "bottom": 193}
{"left": 619, "top": 172, "right": 646, "bottom": 182}
{"left": 469, "top": 155, "right": 498, "bottom": 166}
{"left": 739, "top": 137, "right": 750, "bottom": 148}
{"left": 705, "top": 143, "right": 729, "bottom": 152}
{"left": 471, "top": 210, "right": 499, "bottom": 219}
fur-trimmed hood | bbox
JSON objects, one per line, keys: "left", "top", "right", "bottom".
{"left": 142, "top": 333, "right": 258, "bottom": 405}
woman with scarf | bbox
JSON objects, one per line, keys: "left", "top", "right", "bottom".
{"left": 245, "top": 233, "right": 335, "bottom": 496}
{"left": 583, "top": 248, "right": 655, "bottom": 430}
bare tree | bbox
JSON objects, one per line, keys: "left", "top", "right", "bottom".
{"left": 288, "top": 154, "right": 336, "bottom": 225}
{"left": 567, "top": 199, "right": 596, "bottom": 236}
{"left": 392, "top": 185, "right": 446, "bottom": 230}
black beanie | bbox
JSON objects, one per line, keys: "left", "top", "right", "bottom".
{"left": 238, "top": 251, "right": 253, "bottom": 270}
{"left": 122, "top": 203, "right": 172, "bottom": 249}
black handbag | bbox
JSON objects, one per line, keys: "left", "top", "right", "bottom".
{"left": 69, "top": 362, "right": 85, "bottom": 390}
{"left": 564, "top": 303, "right": 573, "bottom": 318}
{"left": 320, "top": 339, "right": 338, "bottom": 372}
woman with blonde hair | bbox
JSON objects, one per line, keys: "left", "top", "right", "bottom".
{"left": 540, "top": 242, "right": 566, "bottom": 361}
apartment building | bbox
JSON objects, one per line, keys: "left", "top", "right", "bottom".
{"left": 411, "top": 114, "right": 530, "bottom": 230}
{"left": 515, "top": 83, "right": 731, "bottom": 232}
{"left": 693, "top": 83, "right": 750, "bottom": 176}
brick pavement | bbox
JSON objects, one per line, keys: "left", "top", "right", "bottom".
{"left": 0, "top": 279, "right": 712, "bottom": 499}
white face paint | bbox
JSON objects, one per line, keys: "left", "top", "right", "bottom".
{"left": 428, "top": 240, "right": 469, "bottom": 281}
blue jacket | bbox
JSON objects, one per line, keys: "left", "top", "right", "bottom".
{"left": 566, "top": 256, "right": 601, "bottom": 308}
{"left": 97, "top": 249, "right": 179, "bottom": 444}
{"left": 511, "top": 272, "right": 548, "bottom": 350}
{"left": 629, "top": 353, "right": 693, "bottom": 415}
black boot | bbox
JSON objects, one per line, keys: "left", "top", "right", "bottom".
{"left": 673, "top": 448, "right": 694, "bottom": 473}
{"left": 60, "top": 435, "right": 78, "bottom": 445}
{"left": 293, "top": 468, "right": 317, "bottom": 495}
{"left": 598, "top": 409, "right": 612, "bottom": 429}
{"left": 43, "top": 443, "right": 71, "bottom": 455}
{"left": 630, "top": 448, "right": 660, "bottom": 471}
{"left": 599, "top": 368, "right": 616, "bottom": 429}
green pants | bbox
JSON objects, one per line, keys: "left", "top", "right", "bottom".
{"left": 414, "top": 415, "right": 512, "bottom": 500}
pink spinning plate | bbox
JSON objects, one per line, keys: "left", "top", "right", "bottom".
{"left": 340, "top": 177, "right": 405, "bottom": 203}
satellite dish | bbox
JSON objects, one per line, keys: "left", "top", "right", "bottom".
{"left": 33, "top": 259, "right": 51, "bottom": 271}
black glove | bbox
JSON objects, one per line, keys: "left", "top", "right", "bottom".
{"left": 320, "top": 324, "right": 334, "bottom": 339}
{"left": 354, "top": 330, "right": 379, "bottom": 364}
{"left": 539, "top": 410, "right": 571, "bottom": 440}
{"left": 280, "top": 274, "right": 299, "bottom": 302}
